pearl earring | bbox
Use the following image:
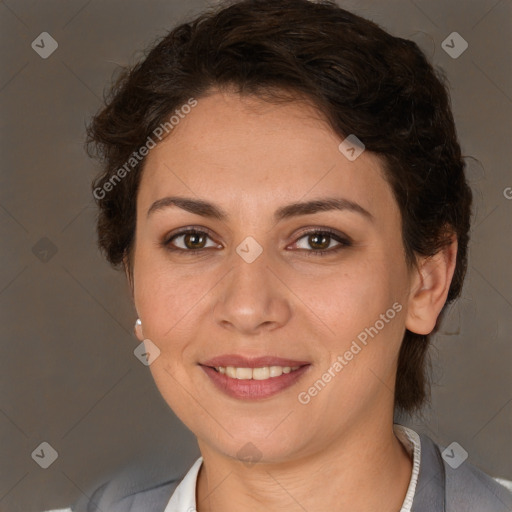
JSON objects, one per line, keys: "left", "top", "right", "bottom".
{"left": 135, "top": 318, "right": 142, "bottom": 327}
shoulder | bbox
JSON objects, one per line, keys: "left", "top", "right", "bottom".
{"left": 444, "top": 456, "right": 512, "bottom": 511}
{"left": 70, "top": 455, "right": 190, "bottom": 512}
{"left": 418, "top": 432, "right": 512, "bottom": 511}
{"left": 71, "top": 475, "right": 181, "bottom": 512}
{"left": 71, "top": 479, "right": 180, "bottom": 512}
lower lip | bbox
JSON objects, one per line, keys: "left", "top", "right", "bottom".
{"left": 200, "top": 365, "right": 311, "bottom": 400}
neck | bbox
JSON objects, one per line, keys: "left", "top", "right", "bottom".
{"left": 196, "top": 420, "right": 413, "bottom": 512}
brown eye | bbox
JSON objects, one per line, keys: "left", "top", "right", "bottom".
{"left": 292, "top": 229, "right": 352, "bottom": 256}
{"left": 164, "top": 229, "right": 219, "bottom": 252}
{"left": 182, "top": 232, "right": 207, "bottom": 249}
{"left": 307, "top": 233, "right": 331, "bottom": 250}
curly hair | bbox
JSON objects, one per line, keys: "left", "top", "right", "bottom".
{"left": 86, "top": 0, "right": 472, "bottom": 413}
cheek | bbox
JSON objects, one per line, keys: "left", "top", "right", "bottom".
{"left": 300, "top": 267, "right": 406, "bottom": 409}
{"left": 295, "top": 257, "right": 403, "bottom": 333}
{"left": 133, "top": 250, "right": 208, "bottom": 349}
{"left": 295, "top": 251, "right": 408, "bottom": 391}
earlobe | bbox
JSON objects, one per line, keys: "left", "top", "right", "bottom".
{"left": 405, "top": 236, "right": 458, "bottom": 335}
{"left": 134, "top": 318, "right": 144, "bottom": 341}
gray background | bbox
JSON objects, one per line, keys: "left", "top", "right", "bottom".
{"left": 0, "top": 0, "right": 511, "bottom": 511}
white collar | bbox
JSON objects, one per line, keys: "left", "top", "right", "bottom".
{"left": 163, "top": 424, "right": 421, "bottom": 512}
{"left": 394, "top": 424, "right": 421, "bottom": 512}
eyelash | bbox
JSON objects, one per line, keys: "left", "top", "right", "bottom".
{"left": 161, "top": 226, "right": 352, "bottom": 257}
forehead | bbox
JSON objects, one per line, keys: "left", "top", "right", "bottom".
{"left": 137, "top": 91, "right": 398, "bottom": 221}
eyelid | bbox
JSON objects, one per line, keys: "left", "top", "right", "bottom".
{"left": 288, "top": 227, "right": 352, "bottom": 251}
{"left": 292, "top": 226, "right": 351, "bottom": 241}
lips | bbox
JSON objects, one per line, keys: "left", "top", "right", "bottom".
{"left": 200, "top": 354, "right": 311, "bottom": 400}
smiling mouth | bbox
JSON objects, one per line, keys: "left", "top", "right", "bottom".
{"left": 211, "top": 365, "right": 302, "bottom": 380}
{"left": 200, "top": 361, "right": 311, "bottom": 400}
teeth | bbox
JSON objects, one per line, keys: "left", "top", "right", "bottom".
{"left": 235, "top": 367, "right": 252, "bottom": 379}
{"left": 253, "top": 367, "right": 269, "bottom": 380}
{"left": 269, "top": 366, "right": 283, "bottom": 377}
{"left": 215, "top": 365, "right": 300, "bottom": 380}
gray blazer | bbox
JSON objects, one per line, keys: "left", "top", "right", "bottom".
{"left": 72, "top": 432, "right": 512, "bottom": 511}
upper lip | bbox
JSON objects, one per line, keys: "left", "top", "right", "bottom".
{"left": 201, "top": 354, "right": 311, "bottom": 368}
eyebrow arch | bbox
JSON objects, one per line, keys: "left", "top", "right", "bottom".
{"left": 147, "top": 196, "right": 374, "bottom": 222}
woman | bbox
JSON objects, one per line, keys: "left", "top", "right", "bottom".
{"left": 69, "top": 0, "right": 512, "bottom": 510}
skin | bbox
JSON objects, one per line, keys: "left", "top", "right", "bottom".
{"left": 128, "top": 90, "right": 457, "bottom": 512}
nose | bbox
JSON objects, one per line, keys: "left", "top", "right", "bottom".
{"left": 212, "top": 251, "right": 292, "bottom": 335}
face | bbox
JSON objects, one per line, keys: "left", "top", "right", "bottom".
{"left": 131, "top": 90, "right": 415, "bottom": 463}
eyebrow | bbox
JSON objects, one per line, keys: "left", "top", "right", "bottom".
{"left": 147, "top": 196, "right": 374, "bottom": 222}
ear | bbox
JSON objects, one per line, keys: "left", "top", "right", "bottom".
{"left": 123, "top": 255, "right": 143, "bottom": 340}
{"left": 405, "top": 235, "right": 458, "bottom": 335}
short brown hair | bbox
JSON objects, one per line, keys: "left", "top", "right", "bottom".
{"left": 86, "top": 0, "right": 472, "bottom": 413}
